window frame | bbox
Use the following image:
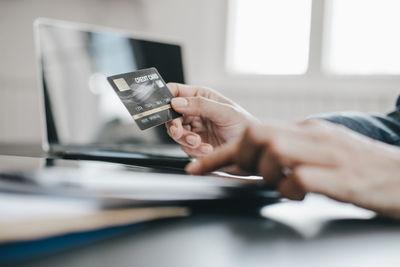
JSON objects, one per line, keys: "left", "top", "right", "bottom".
{"left": 222, "top": 0, "right": 400, "bottom": 93}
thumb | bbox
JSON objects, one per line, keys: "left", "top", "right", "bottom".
{"left": 185, "top": 140, "right": 238, "bottom": 174}
{"left": 171, "top": 96, "right": 238, "bottom": 124}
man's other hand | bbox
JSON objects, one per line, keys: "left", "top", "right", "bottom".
{"left": 186, "top": 120, "right": 400, "bottom": 219}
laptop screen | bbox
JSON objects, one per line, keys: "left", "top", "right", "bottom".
{"left": 35, "top": 19, "right": 185, "bottom": 148}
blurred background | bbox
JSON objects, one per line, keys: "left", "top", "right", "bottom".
{"left": 1, "top": 0, "right": 400, "bottom": 147}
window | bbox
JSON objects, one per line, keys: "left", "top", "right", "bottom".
{"left": 227, "top": 0, "right": 312, "bottom": 75}
{"left": 323, "top": 0, "right": 400, "bottom": 74}
{"left": 227, "top": 0, "right": 400, "bottom": 75}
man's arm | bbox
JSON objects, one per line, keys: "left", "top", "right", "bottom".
{"left": 315, "top": 96, "right": 400, "bottom": 146}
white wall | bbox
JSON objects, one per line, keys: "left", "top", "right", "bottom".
{"left": 0, "top": 0, "right": 399, "bottom": 145}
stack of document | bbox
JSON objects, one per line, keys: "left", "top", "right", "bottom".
{"left": 0, "top": 193, "right": 188, "bottom": 242}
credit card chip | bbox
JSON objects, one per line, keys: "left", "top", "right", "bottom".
{"left": 113, "top": 78, "right": 131, "bottom": 91}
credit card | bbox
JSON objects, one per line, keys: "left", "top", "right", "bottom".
{"left": 107, "top": 68, "right": 181, "bottom": 130}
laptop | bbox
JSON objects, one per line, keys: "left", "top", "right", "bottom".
{"left": 34, "top": 18, "right": 190, "bottom": 170}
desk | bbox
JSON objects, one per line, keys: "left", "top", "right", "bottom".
{"left": 15, "top": 201, "right": 400, "bottom": 267}
{"left": 1, "top": 155, "right": 400, "bottom": 267}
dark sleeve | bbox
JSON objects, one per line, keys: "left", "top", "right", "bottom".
{"left": 314, "top": 95, "right": 400, "bottom": 146}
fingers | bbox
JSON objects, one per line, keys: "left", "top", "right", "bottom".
{"left": 166, "top": 94, "right": 245, "bottom": 153}
{"left": 185, "top": 141, "right": 238, "bottom": 174}
{"left": 184, "top": 123, "right": 276, "bottom": 175}
{"left": 167, "top": 126, "right": 202, "bottom": 148}
{"left": 232, "top": 124, "right": 264, "bottom": 172}
{"left": 258, "top": 148, "right": 283, "bottom": 185}
{"left": 166, "top": 83, "right": 191, "bottom": 97}
{"left": 254, "top": 123, "right": 339, "bottom": 168}
{"left": 167, "top": 83, "right": 202, "bottom": 98}
{"left": 166, "top": 118, "right": 184, "bottom": 139}
{"left": 292, "top": 166, "right": 348, "bottom": 201}
{"left": 171, "top": 96, "right": 238, "bottom": 125}
{"left": 278, "top": 178, "right": 306, "bottom": 200}
{"left": 166, "top": 116, "right": 206, "bottom": 150}
{"left": 181, "top": 143, "right": 213, "bottom": 158}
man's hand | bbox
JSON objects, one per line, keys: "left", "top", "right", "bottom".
{"left": 186, "top": 120, "right": 400, "bottom": 219}
{"left": 166, "top": 83, "right": 258, "bottom": 157}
